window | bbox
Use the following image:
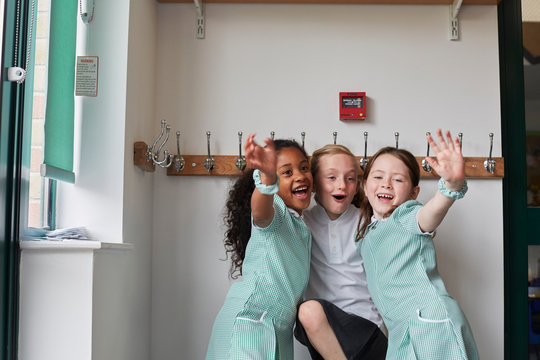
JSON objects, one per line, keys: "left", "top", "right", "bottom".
{"left": 28, "top": 0, "right": 51, "bottom": 229}
{"left": 27, "top": 0, "right": 78, "bottom": 232}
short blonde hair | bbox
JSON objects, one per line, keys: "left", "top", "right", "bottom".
{"left": 310, "top": 144, "right": 362, "bottom": 207}
{"left": 310, "top": 144, "right": 359, "bottom": 178}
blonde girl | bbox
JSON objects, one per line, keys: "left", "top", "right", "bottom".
{"left": 295, "top": 144, "right": 387, "bottom": 360}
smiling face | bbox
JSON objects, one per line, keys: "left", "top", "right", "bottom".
{"left": 314, "top": 153, "right": 359, "bottom": 220}
{"left": 275, "top": 147, "right": 313, "bottom": 215}
{"left": 363, "top": 153, "right": 420, "bottom": 220}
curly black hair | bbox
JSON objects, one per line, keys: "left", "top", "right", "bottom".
{"left": 223, "top": 139, "right": 308, "bottom": 279}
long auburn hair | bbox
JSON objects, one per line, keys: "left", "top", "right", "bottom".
{"left": 355, "top": 146, "right": 420, "bottom": 242}
{"left": 223, "top": 139, "right": 308, "bottom": 279}
{"left": 310, "top": 144, "right": 363, "bottom": 207}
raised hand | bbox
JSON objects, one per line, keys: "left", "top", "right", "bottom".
{"left": 244, "top": 133, "right": 277, "bottom": 178}
{"left": 424, "top": 129, "right": 465, "bottom": 191}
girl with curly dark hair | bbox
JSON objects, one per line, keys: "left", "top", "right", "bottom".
{"left": 206, "top": 134, "right": 313, "bottom": 359}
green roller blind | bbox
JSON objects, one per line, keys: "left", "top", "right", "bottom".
{"left": 40, "top": 0, "right": 78, "bottom": 184}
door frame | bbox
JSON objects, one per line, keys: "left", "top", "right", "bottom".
{"left": 498, "top": 0, "right": 529, "bottom": 358}
{"left": 1, "top": 0, "right": 31, "bottom": 358}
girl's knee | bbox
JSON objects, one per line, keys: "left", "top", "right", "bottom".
{"left": 298, "top": 300, "right": 327, "bottom": 332}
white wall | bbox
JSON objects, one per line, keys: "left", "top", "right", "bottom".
{"left": 120, "top": 0, "right": 160, "bottom": 357}
{"left": 151, "top": 3, "right": 503, "bottom": 360}
{"left": 54, "top": 0, "right": 158, "bottom": 359}
{"left": 58, "top": 0, "right": 130, "bottom": 243}
{"left": 19, "top": 248, "right": 94, "bottom": 360}
{"left": 18, "top": 242, "right": 134, "bottom": 360}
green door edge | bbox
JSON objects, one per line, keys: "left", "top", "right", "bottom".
{"left": 1, "top": 0, "right": 34, "bottom": 358}
{"left": 0, "top": 1, "right": 19, "bottom": 358}
{"left": 498, "top": 0, "right": 529, "bottom": 358}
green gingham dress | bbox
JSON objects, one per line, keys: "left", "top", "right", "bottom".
{"left": 206, "top": 195, "right": 311, "bottom": 360}
{"left": 357, "top": 200, "right": 479, "bottom": 360}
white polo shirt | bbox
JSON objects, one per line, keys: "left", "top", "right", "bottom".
{"left": 303, "top": 203, "right": 383, "bottom": 327}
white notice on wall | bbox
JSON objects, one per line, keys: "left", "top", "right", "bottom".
{"left": 75, "top": 56, "right": 99, "bottom": 97}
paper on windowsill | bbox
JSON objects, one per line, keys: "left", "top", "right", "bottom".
{"left": 43, "top": 227, "right": 93, "bottom": 241}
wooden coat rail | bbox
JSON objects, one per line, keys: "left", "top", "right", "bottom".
{"left": 134, "top": 141, "right": 504, "bottom": 178}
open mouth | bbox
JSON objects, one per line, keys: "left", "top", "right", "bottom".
{"left": 377, "top": 194, "right": 394, "bottom": 200}
{"left": 333, "top": 195, "right": 345, "bottom": 201}
{"left": 293, "top": 186, "right": 309, "bottom": 197}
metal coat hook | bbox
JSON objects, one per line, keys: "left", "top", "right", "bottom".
{"left": 147, "top": 119, "right": 173, "bottom": 168}
{"left": 395, "top": 132, "right": 400, "bottom": 149}
{"left": 270, "top": 131, "right": 275, "bottom": 141}
{"left": 155, "top": 125, "right": 172, "bottom": 166}
{"left": 156, "top": 129, "right": 173, "bottom": 168}
{"left": 148, "top": 119, "right": 166, "bottom": 161}
{"left": 333, "top": 132, "right": 338, "bottom": 145}
{"left": 301, "top": 132, "right": 306, "bottom": 149}
{"left": 174, "top": 132, "right": 185, "bottom": 172}
{"left": 360, "top": 132, "right": 369, "bottom": 171}
{"left": 484, "top": 133, "right": 496, "bottom": 174}
{"left": 204, "top": 131, "right": 215, "bottom": 172}
{"left": 422, "top": 132, "right": 432, "bottom": 173}
{"left": 236, "top": 131, "right": 246, "bottom": 172}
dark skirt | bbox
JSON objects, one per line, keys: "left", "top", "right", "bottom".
{"left": 294, "top": 299, "right": 387, "bottom": 360}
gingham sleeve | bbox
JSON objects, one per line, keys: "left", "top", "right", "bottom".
{"left": 394, "top": 200, "right": 424, "bottom": 235}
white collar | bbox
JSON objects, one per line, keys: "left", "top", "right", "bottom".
{"left": 370, "top": 215, "right": 387, "bottom": 224}
{"left": 311, "top": 202, "right": 356, "bottom": 223}
{"left": 287, "top": 207, "right": 301, "bottom": 218}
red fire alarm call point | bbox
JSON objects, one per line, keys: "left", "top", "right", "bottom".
{"left": 339, "top": 92, "right": 366, "bottom": 121}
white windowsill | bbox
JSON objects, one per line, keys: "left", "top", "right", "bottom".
{"left": 20, "top": 239, "right": 133, "bottom": 250}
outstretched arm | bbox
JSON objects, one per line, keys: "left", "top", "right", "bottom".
{"left": 417, "top": 129, "right": 466, "bottom": 233}
{"left": 244, "top": 133, "right": 277, "bottom": 228}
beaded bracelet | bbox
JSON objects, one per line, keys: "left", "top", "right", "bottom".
{"left": 438, "top": 178, "right": 468, "bottom": 200}
{"left": 253, "top": 169, "right": 280, "bottom": 195}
